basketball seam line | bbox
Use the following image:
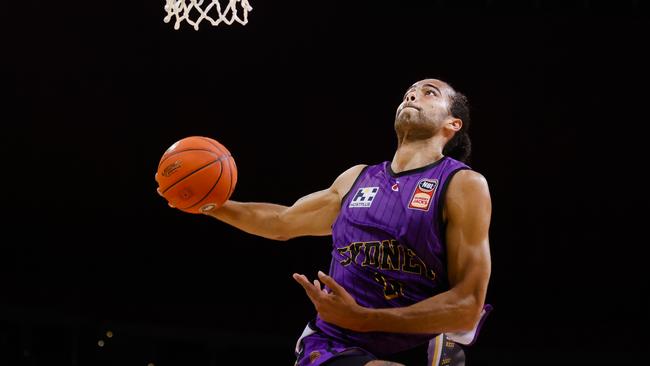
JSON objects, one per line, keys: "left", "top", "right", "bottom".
{"left": 161, "top": 159, "right": 219, "bottom": 195}
{"left": 198, "top": 137, "right": 235, "bottom": 198}
{"left": 180, "top": 157, "right": 225, "bottom": 210}
{"left": 197, "top": 137, "right": 227, "bottom": 157}
{"left": 227, "top": 158, "right": 234, "bottom": 198}
{"left": 158, "top": 148, "right": 221, "bottom": 169}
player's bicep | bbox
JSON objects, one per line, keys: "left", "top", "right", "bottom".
{"left": 279, "top": 187, "right": 341, "bottom": 237}
{"left": 444, "top": 171, "right": 492, "bottom": 321}
{"left": 278, "top": 164, "right": 366, "bottom": 238}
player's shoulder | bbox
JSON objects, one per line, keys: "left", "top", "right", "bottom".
{"left": 331, "top": 164, "right": 368, "bottom": 193}
{"left": 454, "top": 169, "right": 488, "bottom": 184}
{"left": 343, "top": 164, "right": 369, "bottom": 177}
{"left": 336, "top": 164, "right": 368, "bottom": 183}
{"left": 448, "top": 169, "right": 490, "bottom": 197}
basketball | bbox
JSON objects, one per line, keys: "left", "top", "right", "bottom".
{"left": 155, "top": 136, "right": 237, "bottom": 214}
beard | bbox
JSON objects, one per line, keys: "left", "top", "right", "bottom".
{"left": 394, "top": 108, "right": 437, "bottom": 140}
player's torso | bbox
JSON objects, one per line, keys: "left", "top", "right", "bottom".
{"left": 319, "top": 157, "right": 470, "bottom": 356}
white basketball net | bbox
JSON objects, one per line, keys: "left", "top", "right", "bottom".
{"left": 164, "top": 0, "right": 253, "bottom": 30}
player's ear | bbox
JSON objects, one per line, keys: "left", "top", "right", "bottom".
{"left": 446, "top": 118, "right": 463, "bottom": 132}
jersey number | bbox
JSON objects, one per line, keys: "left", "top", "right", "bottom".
{"left": 374, "top": 272, "right": 404, "bottom": 300}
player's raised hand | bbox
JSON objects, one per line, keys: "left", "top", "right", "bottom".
{"left": 292, "top": 271, "right": 370, "bottom": 332}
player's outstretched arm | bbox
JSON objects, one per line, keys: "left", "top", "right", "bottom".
{"left": 202, "top": 165, "right": 367, "bottom": 241}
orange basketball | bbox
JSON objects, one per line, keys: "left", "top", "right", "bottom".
{"left": 155, "top": 136, "right": 237, "bottom": 214}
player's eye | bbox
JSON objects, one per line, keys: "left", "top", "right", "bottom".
{"left": 425, "top": 89, "right": 437, "bottom": 96}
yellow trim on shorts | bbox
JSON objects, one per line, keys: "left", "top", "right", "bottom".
{"left": 431, "top": 334, "right": 443, "bottom": 366}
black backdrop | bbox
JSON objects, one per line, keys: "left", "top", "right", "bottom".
{"left": 3, "top": 1, "right": 649, "bottom": 365}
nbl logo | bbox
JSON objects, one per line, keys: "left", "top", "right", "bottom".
{"left": 349, "top": 187, "right": 379, "bottom": 208}
{"left": 408, "top": 178, "right": 438, "bottom": 211}
{"left": 418, "top": 180, "right": 437, "bottom": 192}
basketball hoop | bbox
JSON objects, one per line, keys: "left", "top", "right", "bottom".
{"left": 163, "top": 0, "right": 253, "bottom": 30}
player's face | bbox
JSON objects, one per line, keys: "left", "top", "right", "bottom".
{"left": 394, "top": 79, "right": 454, "bottom": 134}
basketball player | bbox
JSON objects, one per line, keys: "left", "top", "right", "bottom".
{"left": 197, "top": 79, "right": 492, "bottom": 365}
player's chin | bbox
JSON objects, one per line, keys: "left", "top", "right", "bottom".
{"left": 397, "top": 106, "right": 422, "bottom": 119}
{"left": 395, "top": 110, "right": 424, "bottom": 127}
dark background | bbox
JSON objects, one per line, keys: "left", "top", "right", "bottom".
{"left": 3, "top": 0, "right": 649, "bottom": 365}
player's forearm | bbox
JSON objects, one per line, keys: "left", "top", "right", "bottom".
{"left": 361, "top": 290, "right": 482, "bottom": 334}
{"left": 205, "top": 200, "right": 291, "bottom": 241}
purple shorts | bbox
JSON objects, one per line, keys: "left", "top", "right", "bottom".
{"left": 294, "top": 323, "right": 463, "bottom": 366}
{"left": 294, "top": 324, "right": 374, "bottom": 366}
{"left": 294, "top": 305, "right": 491, "bottom": 366}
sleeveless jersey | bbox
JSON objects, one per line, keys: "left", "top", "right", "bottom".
{"left": 315, "top": 156, "right": 470, "bottom": 357}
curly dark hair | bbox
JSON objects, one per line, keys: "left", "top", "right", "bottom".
{"left": 443, "top": 92, "right": 472, "bottom": 163}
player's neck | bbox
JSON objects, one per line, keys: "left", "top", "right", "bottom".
{"left": 391, "top": 135, "right": 445, "bottom": 173}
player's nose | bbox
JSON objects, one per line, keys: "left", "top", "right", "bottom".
{"left": 405, "top": 90, "right": 417, "bottom": 102}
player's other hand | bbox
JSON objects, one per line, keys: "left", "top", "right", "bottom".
{"left": 293, "top": 271, "right": 370, "bottom": 332}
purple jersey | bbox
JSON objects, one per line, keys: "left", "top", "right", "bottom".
{"left": 315, "top": 157, "right": 470, "bottom": 357}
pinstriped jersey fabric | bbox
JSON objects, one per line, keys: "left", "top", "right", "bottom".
{"left": 315, "top": 156, "right": 470, "bottom": 357}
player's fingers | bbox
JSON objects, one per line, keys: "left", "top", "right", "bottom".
{"left": 292, "top": 273, "right": 320, "bottom": 302}
{"left": 313, "top": 280, "right": 328, "bottom": 294}
{"left": 317, "top": 271, "right": 344, "bottom": 294}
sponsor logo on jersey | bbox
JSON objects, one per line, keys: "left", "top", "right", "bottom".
{"left": 408, "top": 178, "right": 438, "bottom": 211}
{"left": 349, "top": 187, "right": 379, "bottom": 208}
